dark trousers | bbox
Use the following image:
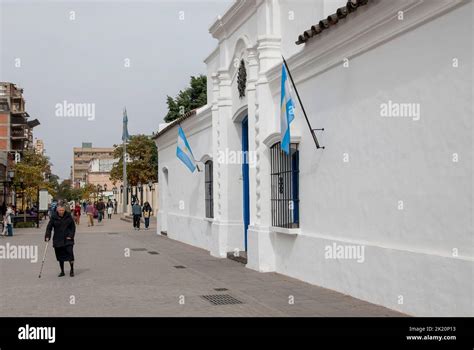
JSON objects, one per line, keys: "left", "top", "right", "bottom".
{"left": 144, "top": 217, "right": 150, "bottom": 228}
{"left": 98, "top": 211, "right": 103, "bottom": 222}
{"left": 133, "top": 214, "right": 141, "bottom": 229}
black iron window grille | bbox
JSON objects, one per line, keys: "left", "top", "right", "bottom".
{"left": 270, "top": 142, "right": 299, "bottom": 228}
{"left": 205, "top": 160, "right": 214, "bottom": 218}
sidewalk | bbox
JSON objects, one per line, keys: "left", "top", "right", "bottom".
{"left": 0, "top": 215, "right": 406, "bottom": 317}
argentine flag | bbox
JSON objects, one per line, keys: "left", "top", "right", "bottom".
{"left": 176, "top": 126, "right": 197, "bottom": 173}
{"left": 280, "top": 63, "right": 296, "bottom": 154}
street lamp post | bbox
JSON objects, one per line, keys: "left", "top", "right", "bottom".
{"left": 19, "top": 177, "right": 25, "bottom": 223}
{"left": 148, "top": 180, "right": 154, "bottom": 212}
{"left": 137, "top": 181, "right": 143, "bottom": 204}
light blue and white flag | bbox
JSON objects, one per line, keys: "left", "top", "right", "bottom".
{"left": 176, "top": 126, "right": 197, "bottom": 173}
{"left": 280, "top": 63, "right": 296, "bottom": 154}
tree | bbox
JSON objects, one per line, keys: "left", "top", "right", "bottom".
{"left": 12, "top": 150, "right": 56, "bottom": 208}
{"left": 55, "top": 180, "right": 97, "bottom": 202}
{"left": 110, "top": 134, "right": 158, "bottom": 186}
{"left": 80, "top": 183, "right": 98, "bottom": 201}
{"left": 164, "top": 75, "right": 207, "bottom": 122}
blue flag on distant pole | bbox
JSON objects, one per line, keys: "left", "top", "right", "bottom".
{"left": 122, "top": 107, "right": 130, "bottom": 141}
{"left": 176, "top": 126, "right": 197, "bottom": 173}
{"left": 280, "top": 63, "right": 296, "bottom": 154}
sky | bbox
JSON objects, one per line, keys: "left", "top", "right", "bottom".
{"left": 0, "top": 0, "right": 232, "bottom": 179}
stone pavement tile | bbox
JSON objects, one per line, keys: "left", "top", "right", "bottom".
{"left": 0, "top": 217, "right": 405, "bottom": 317}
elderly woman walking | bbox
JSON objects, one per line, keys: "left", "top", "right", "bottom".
{"left": 45, "top": 203, "right": 76, "bottom": 277}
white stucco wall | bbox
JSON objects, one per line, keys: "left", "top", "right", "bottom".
{"left": 157, "top": 0, "right": 473, "bottom": 317}
{"left": 156, "top": 107, "right": 214, "bottom": 251}
{"left": 265, "top": 0, "right": 473, "bottom": 316}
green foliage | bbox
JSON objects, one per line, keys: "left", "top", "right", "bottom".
{"left": 164, "top": 75, "right": 207, "bottom": 123}
{"left": 110, "top": 134, "right": 158, "bottom": 185}
{"left": 13, "top": 150, "right": 56, "bottom": 205}
{"left": 15, "top": 221, "right": 36, "bottom": 228}
{"left": 55, "top": 181, "right": 97, "bottom": 202}
{"left": 80, "top": 183, "right": 98, "bottom": 201}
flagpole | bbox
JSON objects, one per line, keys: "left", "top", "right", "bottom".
{"left": 123, "top": 137, "right": 127, "bottom": 214}
{"left": 282, "top": 56, "right": 324, "bottom": 150}
{"left": 122, "top": 108, "right": 128, "bottom": 214}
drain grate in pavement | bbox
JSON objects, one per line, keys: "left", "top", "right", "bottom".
{"left": 131, "top": 248, "right": 147, "bottom": 251}
{"left": 174, "top": 265, "right": 186, "bottom": 269}
{"left": 214, "top": 288, "right": 228, "bottom": 292}
{"left": 201, "top": 294, "right": 243, "bottom": 306}
{"left": 107, "top": 232, "right": 119, "bottom": 235}
{"left": 148, "top": 251, "right": 159, "bottom": 255}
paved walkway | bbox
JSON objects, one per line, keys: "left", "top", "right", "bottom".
{"left": 0, "top": 215, "right": 405, "bottom": 317}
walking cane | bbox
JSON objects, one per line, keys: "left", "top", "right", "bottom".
{"left": 38, "top": 240, "right": 50, "bottom": 278}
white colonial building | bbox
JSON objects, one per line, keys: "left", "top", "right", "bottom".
{"left": 154, "top": 0, "right": 473, "bottom": 316}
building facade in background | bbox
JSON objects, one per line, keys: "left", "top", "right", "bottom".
{"left": 72, "top": 143, "right": 114, "bottom": 188}
{"left": 34, "top": 138, "right": 45, "bottom": 156}
{"left": 0, "top": 82, "right": 40, "bottom": 205}
{"left": 86, "top": 158, "right": 119, "bottom": 198}
{"left": 155, "top": 0, "right": 472, "bottom": 316}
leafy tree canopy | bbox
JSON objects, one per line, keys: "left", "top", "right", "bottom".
{"left": 12, "top": 150, "right": 56, "bottom": 205}
{"left": 164, "top": 75, "right": 207, "bottom": 123}
{"left": 110, "top": 134, "right": 158, "bottom": 186}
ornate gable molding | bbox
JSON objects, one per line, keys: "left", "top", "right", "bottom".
{"left": 209, "top": 0, "right": 259, "bottom": 41}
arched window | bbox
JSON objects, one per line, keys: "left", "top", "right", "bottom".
{"left": 205, "top": 160, "right": 214, "bottom": 218}
{"left": 270, "top": 142, "right": 299, "bottom": 228}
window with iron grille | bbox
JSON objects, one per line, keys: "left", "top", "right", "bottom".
{"left": 270, "top": 142, "right": 299, "bottom": 228}
{"left": 205, "top": 160, "right": 214, "bottom": 218}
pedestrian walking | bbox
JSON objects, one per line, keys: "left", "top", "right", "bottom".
{"left": 44, "top": 203, "right": 76, "bottom": 277}
{"left": 82, "top": 200, "right": 87, "bottom": 215}
{"left": 2, "top": 205, "right": 14, "bottom": 236}
{"left": 113, "top": 199, "right": 118, "bottom": 214}
{"left": 132, "top": 201, "right": 142, "bottom": 230}
{"left": 49, "top": 199, "right": 58, "bottom": 219}
{"left": 73, "top": 203, "right": 81, "bottom": 225}
{"left": 96, "top": 199, "right": 105, "bottom": 223}
{"left": 107, "top": 200, "right": 113, "bottom": 219}
{"left": 142, "top": 202, "right": 152, "bottom": 230}
{"left": 86, "top": 201, "right": 94, "bottom": 227}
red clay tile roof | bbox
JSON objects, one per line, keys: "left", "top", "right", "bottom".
{"left": 296, "top": 0, "right": 370, "bottom": 45}
{"left": 152, "top": 109, "right": 197, "bottom": 140}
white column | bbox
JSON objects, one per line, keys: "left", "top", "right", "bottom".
{"left": 210, "top": 70, "right": 232, "bottom": 258}
{"left": 246, "top": 0, "right": 282, "bottom": 272}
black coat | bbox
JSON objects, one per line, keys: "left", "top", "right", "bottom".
{"left": 45, "top": 211, "right": 76, "bottom": 248}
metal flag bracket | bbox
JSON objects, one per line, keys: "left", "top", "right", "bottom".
{"left": 311, "top": 128, "right": 325, "bottom": 150}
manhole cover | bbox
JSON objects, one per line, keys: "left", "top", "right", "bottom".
{"left": 174, "top": 265, "right": 186, "bottom": 269}
{"left": 201, "top": 294, "right": 243, "bottom": 305}
{"left": 131, "top": 248, "right": 147, "bottom": 251}
{"left": 148, "top": 251, "right": 159, "bottom": 255}
{"left": 214, "top": 288, "right": 228, "bottom": 291}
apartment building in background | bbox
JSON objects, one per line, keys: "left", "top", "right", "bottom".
{"left": 86, "top": 158, "right": 121, "bottom": 197}
{"left": 34, "top": 138, "right": 45, "bottom": 155}
{"left": 0, "top": 82, "right": 40, "bottom": 205}
{"left": 0, "top": 82, "right": 40, "bottom": 153}
{"left": 72, "top": 143, "right": 115, "bottom": 188}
